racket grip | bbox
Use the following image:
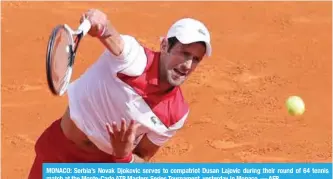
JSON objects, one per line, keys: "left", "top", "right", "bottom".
{"left": 78, "top": 19, "right": 91, "bottom": 36}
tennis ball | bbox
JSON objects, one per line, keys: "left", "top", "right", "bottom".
{"left": 286, "top": 96, "right": 305, "bottom": 116}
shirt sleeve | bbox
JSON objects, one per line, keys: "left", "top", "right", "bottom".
{"left": 146, "top": 111, "right": 189, "bottom": 146}
{"left": 101, "top": 34, "right": 148, "bottom": 76}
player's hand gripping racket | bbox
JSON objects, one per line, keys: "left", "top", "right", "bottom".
{"left": 46, "top": 18, "right": 91, "bottom": 96}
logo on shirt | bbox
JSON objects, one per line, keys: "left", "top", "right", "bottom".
{"left": 150, "top": 116, "right": 165, "bottom": 127}
{"left": 151, "top": 116, "right": 157, "bottom": 125}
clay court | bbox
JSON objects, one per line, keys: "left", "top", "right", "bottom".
{"left": 1, "top": 1, "right": 332, "bottom": 179}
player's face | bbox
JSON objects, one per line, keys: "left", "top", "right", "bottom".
{"left": 161, "top": 40, "right": 206, "bottom": 86}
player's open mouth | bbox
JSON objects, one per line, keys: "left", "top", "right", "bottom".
{"left": 173, "top": 68, "right": 186, "bottom": 76}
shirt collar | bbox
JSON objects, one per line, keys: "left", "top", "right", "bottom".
{"left": 146, "top": 51, "right": 161, "bottom": 86}
{"left": 144, "top": 49, "right": 179, "bottom": 97}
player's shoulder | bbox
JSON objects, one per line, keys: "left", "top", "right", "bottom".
{"left": 121, "top": 34, "right": 158, "bottom": 55}
{"left": 110, "top": 34, "right": 158, "bottom": 76}
{"left": 123, "top": 34, "right": 161, "bottom": 74}
{"left": 120, "top": 34, "right": 152, "bottom": 51}
{"left": 141, "top": 47, "right": 160, "bottom": 71}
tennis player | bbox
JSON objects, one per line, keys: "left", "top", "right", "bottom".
{"left": 28, "top": 9, "right": 212, "bottom": 179}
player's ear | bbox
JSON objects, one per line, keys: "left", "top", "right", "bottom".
{"left": 160, "top": 37, "right": 168, "bottom": 53}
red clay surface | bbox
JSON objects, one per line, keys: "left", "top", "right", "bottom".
{"left": 2, "top": 2, "right": 332, "bottom": 179}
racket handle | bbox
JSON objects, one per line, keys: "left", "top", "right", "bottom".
{"left": 78, "top": 19, "right": 91, "bottom": 36}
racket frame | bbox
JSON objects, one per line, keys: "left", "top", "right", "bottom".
{"left": 46, "top": 19, "right": 91, "bottom": 96}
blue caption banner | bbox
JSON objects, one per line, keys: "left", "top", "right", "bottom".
{"left": 43, "top": 163, "right": 332, "bottom": 179}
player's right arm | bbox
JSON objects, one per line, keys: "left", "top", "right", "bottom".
{"left": 99, "top": 22, "right": 124, "bottom": 56}
{"left": 82, "top": 9, "right": 147, "bottom": 75}
{"left": 82, "top": 9, "right": 124, "bottom": 56}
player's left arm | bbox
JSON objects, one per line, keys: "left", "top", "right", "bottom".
{"left": 132, "top": 134, "right": 161, "bottom": 162}
{"left": 132, "top": 112, "right": 190, "bottom": 162}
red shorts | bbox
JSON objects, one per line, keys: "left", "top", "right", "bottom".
{"left": 28, "top": 119, "right": 114, "bottom": 179}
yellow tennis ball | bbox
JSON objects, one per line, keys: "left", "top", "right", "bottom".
{"left": 286, "top": 96, "right": 305, "bottom": 116}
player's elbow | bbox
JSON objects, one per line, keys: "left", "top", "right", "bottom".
{"left": 100, "top": 36, "right": 124, "bottom": 57}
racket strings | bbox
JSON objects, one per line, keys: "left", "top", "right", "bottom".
{"left": 47, "top": 21, "right": 89, "bottom": 96}
{"left": 49, "top": 27, "right": 73, "bottom": 94}
{"left": 58, "top": 67, "right": 71, "bottom": 84}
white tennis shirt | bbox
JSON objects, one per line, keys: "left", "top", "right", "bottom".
{"left": 67, "top": 35, "right": 189, "bottom": 155}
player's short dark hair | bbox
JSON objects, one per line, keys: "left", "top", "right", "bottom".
{"left": 167, "top": 37, "right": 206, "bottom": 52}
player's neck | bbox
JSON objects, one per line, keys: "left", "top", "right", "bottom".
{"left": 159, "top": 81, "right": 174, "bottom": 93}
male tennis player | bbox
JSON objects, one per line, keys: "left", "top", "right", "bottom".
{"left": 28, "top": 9, "right": 211, "bottom": 179}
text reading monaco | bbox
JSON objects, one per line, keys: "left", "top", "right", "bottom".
{"left": 45, "top": 167, "right": 163, "bottom": 174}
{"left": 46, "top": 168, "right": 72, "bottom": 173}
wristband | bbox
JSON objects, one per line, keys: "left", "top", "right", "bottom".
{"left": 112, "top": 153, "right": 134, "bottom": 163}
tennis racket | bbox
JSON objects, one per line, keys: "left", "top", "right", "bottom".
{"left": 46, "top": 18, "right": 91, "bottom": 96}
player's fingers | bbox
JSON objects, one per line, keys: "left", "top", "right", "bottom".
{"left": 86, "top": 9, "right": 95, "bottom": 17}
{"left": 106, "top": 123, "right": 115, "bottom": 141}
{"left": 123, "top": 120, "right": 134, "bottom": 140}
{"left": 133, "top": 122, "right": 141, "bottom": 131}
{"left": 80, "top": 14, "right": 85, "bottom": 24}
{"left": 83, "top": 9, "right": 96, "bottom": 23}
{"left": 111, "top": 121, "right": 120, "bottom": 138}
{"left": 124, "top": 120, "right": 139, "bottom": 141}
{"left": 120, "top": 119, "right": 126, "bottom": 139}
{"left": 120, "top": 119, "right": 127, "bottom": 132}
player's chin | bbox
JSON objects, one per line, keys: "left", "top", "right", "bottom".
{"left": 167, "top": 74, "right": 186, "bottom": 86}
